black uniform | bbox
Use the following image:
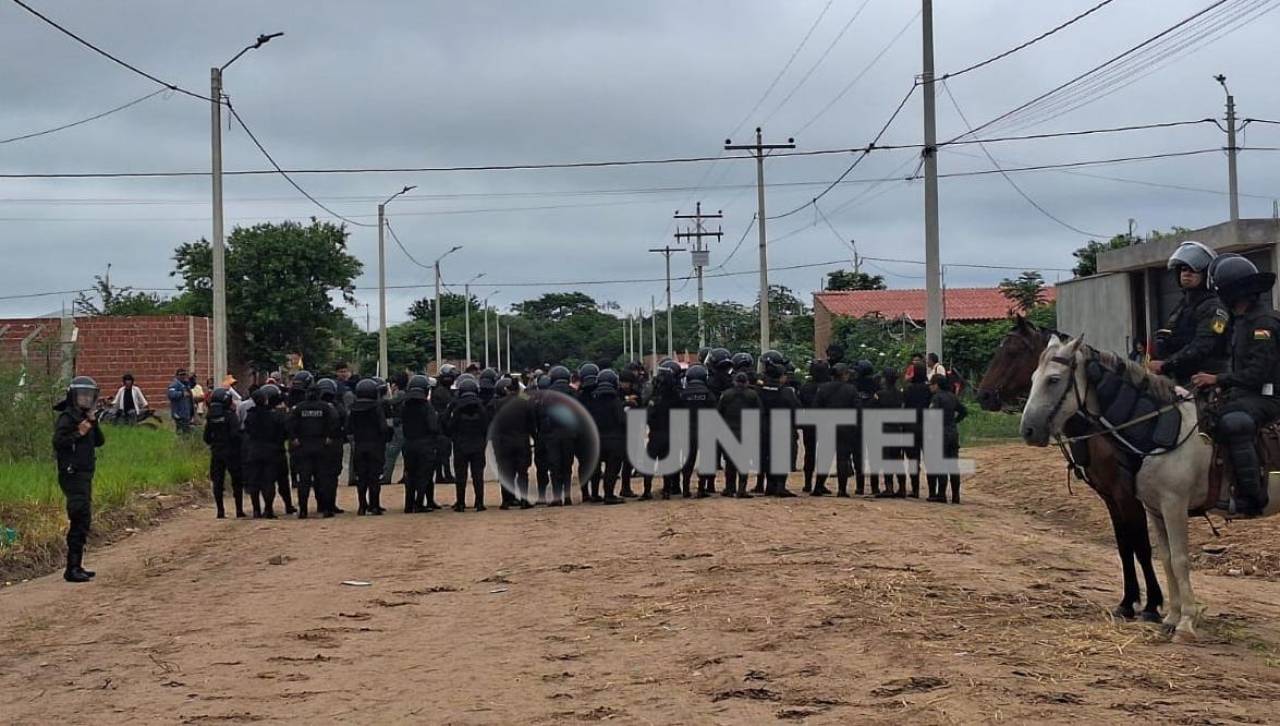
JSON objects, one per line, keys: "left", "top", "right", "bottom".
{"left": 323, "top": 398, "right": 347, "bottom": 515}
{"left": 243, "top": 405, "right": 289, "bottom": 518}
{"left": 431, "top": 382, "right": 456, "bottom": 484}
{"left": 854, "top": 374, "right": 881, "bottom": 494}
{"left": 586, "top": 384, "right": 628, "bottom": 502}
{"left": 1214, "top": 302, "right": 1280, "bottom": 514}
{"left": 203, "top": 400, "right": 244, "bottom": 518}
{"left": 53, "top": 404, "right": 104, "bottom": 572}
{"left": 381, "top": 390, "right": 407, "bottom": 485}
{"left": 643, "top": 382, "right": 682, "bottom": 499}
{"left": 903, "top": 378, "right": 932, "bottom": 497}
{"left": 1159, "top": 288, "right": 1230, "bottom": 385}
{"left": 678, "top": 379, "right": 718, "bottom": 496}
{"left": 401, "top": 397, "right": 441, "bottom": 512}
{"left": 927, "top": 388, "right": 967, "bottom": 503}
{"left": 445, "top": 393, "right": 492, "bottom": 511}
{"left": 492, "top": 393, "right": 536, "bottom": 508}
{"left": 537, "top": 382, "right": 580, "bottom": 505}
{"left": 288, "top": 398, "right": 341, "bottom": 518}
{"left": 576, "top": 383, "right": 599, "bottom": 502}
{"left": 813, "top": 378, "right": 859, "bottom": 496}
{"left": 871, "top": 383, "right": 908, "bottom": 497}
{"left": 618, "top": 381, "right": 642, "bottom": 497}
{"left": 716, "top": 383, "right": 760, "bottom": 496}
{"left": 348, "top": 399, "right": 392, "bottom": 514}
{"left": 797, "top": 374, "right": 826, "bottom": 493}
{"left": 757, "top": 380, "right": 800, "bottom": 496}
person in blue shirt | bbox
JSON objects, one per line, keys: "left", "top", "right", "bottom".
{"left": 167, "top": 368, "right": 194, "bottom": 434}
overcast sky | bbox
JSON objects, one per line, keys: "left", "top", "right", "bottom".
{"left": 2, "top": 0, "right": 1278, "bottom": 324}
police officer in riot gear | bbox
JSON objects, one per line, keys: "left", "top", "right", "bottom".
{"left": 576, "top": 363, "right": 602, "bottom": 501}
{"left": 401, "top": 374, "right": 441, "bottom": 512}
{"left": 348, "top": 378, "right": 392, "bottom": 515}
{"left": 288, "top": 373, "right": 341, "bottom": 519}
{"left": 203, "top": 387, "right": 245, "bottom": 519}
{"left": 798, "top": 360, "right": 830, "bottom": 493}
{"left": 244, "top": 384, "right": 287, "bottom": 518}
{"left": 717, "top": 371, "right": 760, "bottom": 497}
{"left": 758, "top": 351, "right": 800, "bottom": 497}
{"left": 315, "top": 378, "right": 345, "bottom": 516}
{"left": 1151, "top": 241, "right": 1229, "bottom": 385}
{"left": 705, "top": 348, "right": 734, "bottom": 397}
{"left": 1194, "top": 254, "right": 1280, "bottom": 517}
{"left": 617, "top": 368, "right": 643, "bottom": 497}
{"left": 813, "top": 363, "right": 860, "bottom": 497}
{"left": 586, "top": 368, "right": 628, "bottom": 504}
{"left": 446, "top": 374, "right": 492, "bottom": 511}
{"left": 53, "top": 376, "right": 104, "bottom": 582}
{"left": 492, "top": 375, "right": 537, "bottom": 509}
{"left": 678, "top": 364, "right": 718, "bottom": 497}
{"left": 432, "top": 364, "right": 459, "bottom": 484}
{"left": 539, "top": 365, "right": 578, "bottom": 505}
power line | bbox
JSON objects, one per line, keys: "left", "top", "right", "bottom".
{"left": 0, "top": 287, "right": 92, "bottom": 302}
{"left": 726, "top": 0, "right": 836, "bottom": 140}
{"left": 710, "top": 214, "right": 757, "bottom": 271}
{"left": 384, "top": 220, "right": 431, "bottom": 269}
{"left": 941, "top": 0, "right": 1119, "bottom": 80}
{"left": 9, "top": 0, "right": 217, "bottom": 103}
{"left": 795, "top": 8, "right": 920, "bottom": 135}
{"left": 921, "top": 148, "right": 1221, "bottom": 179}
{"left": 224, "top": 101, "right": 374, "bottom": 228}
{"left": 761, "top": 0, "right": 876, "bottom": 126}
{"left": 0, "top": 88, "right": 167, "bottom": 145}
{"left": 942, "top": 80, "right": 1108, "bottom": 237}
{"left": 769, "top": 82, "right": 919, "bottom": 220}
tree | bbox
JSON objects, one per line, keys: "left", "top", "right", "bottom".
{"left": 407, "top": 292, "right": 475, "bottom": 322}
{"left": 825, "top": 269, "right": 887, "bottom": 291}
{"left": 73, "top": 275, "right": 172, "bottom": 316}
{"left": 511, "top": 292, "right": 598, "bottom": 321}
{"left": 998, "top": 271, "right": 1048, "bottom": 313}
{"left": 1071, "top": 232, "right": 1136, "bottom": 277}
{"left": 170, "top": 220, "right": 363, "bottom": 370}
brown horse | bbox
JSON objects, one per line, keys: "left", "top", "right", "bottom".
{"left": 977, "top": 315, "right": 1163, "bottom": 622}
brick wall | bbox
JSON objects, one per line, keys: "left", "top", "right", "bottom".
{"left": 0, "top": 315, "right": 213, "bottom": 408}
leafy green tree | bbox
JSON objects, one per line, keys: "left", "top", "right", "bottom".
{"left": 170, "top": 220, "right": 363, "bottom": 370}
{"left": 825, "top": 269, "right": 887, "bottom": 291}
{"left": 1072, "top": 233, "right": 1134, "bottom": 277}
{"left": 73, "top": 275, "right": 172, "bottom": 316}
{"left": 511, "top": 292, "right": 598, "bottom": 321}
{"left": 998, "top": 271, "right": 1047, "bottom": 313}
{"left": 407, "top": 292, "right": 474, "bottom": 321}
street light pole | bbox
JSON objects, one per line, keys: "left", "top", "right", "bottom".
{"left": 463, "top": 272, "right": 484, "bottom": 369}
{"left": 376, "top": 185, "right": 416, "bottom": 378}
{"left": 483, "top": 299, "right": 490, "bottom": 368}
{"left": 210, "top": 32, "right": 282, "bottom": 384}
{"left": 432, "top": 245, "right": 462, "bottom": 374}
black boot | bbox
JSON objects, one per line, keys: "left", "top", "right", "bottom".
{"left": 297, "top": 495, "right": 309, "bottom": 519}
{"left": 1228, "top": 438, "right": 1267, "bottom": 517}
{"left": 357, "top": 483, "right": 369, "bottom": 516}
{"left": 64, "top": 551, "right": 91, "bottom": 583}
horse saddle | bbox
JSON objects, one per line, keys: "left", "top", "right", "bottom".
{"left": 1087, "top": 361, "right": 1182, "bottom": 454}
{"left": 1202, "top": 422, "right": 1280, "bottom": 517}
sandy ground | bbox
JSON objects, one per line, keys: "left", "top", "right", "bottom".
{"left": 2, "top": 444, "right": 1280, "bottom": 725}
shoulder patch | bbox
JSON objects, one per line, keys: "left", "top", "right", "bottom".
{"left": 1254, "top": 328, "right": 1272, "bottom": 341}
{"left": 1211, "top": 318, "right": 1227, "bottom": 335}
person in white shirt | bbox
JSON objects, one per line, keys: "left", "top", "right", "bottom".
{"left": 111, "top": 373, "right": 148, "bottom": 419}
{"left": 926, "top": 353, "right": 948, "bottom": 380}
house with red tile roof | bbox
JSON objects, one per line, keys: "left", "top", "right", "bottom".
{"left": 812, "top": 287, "right": 1056, "bottom": 358}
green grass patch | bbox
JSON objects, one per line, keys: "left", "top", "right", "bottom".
{"left": 960, "top": 408, "right": 1022, "bottom": 444}
{"left": 0, "top": 426, "right": 206, "bottom": 580}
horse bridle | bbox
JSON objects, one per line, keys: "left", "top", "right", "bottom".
{"left": 986, "top": 330, "right": 1040, "bottom": 404}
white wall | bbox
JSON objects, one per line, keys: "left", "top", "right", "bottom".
{"left": 1056, "top": 273, "right": 1133, "bottom": 357}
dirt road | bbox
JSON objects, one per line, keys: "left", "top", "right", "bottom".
{"left": 3, "top": 445, "right": 1279, "bottom": 724}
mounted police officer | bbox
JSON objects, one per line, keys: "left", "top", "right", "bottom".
{"left": 1193, "top": 254, "right": 1280, "bottom": 517}
{"left": 1150, "top": 241, "right": 1229, "bottom": 386}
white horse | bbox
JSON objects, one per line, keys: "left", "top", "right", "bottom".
{"left": 1019, "top": 335, "right": 1223, "bottom": 642}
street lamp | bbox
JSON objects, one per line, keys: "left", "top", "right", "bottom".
{"left": 463, "top": 272, "right": 485, "bottom": 369}
{"left": 433, "top": 245, "right": 463, "bottom": 374}
{"left": 211, "top": 32, "right": 282, "bottom": 385}
{"left": 377, "top": 185, "right": 417, "bottom": 377}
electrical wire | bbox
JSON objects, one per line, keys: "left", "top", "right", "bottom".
{"left": 768, "top": 82, "right": 918, "bottom": 220}
{"left": 795, "top": 8, "right": 920, "bottom": 135}
{"left": 384, "top": 220, "right": 431, "bottom": 269}
{"left": 942, "top": 80, "right": 1107, "bottom": 237}
{"left": 9, "top": 0, "right": 217, "bottom": 103}
{"left": 941, "top": 0, "right": 1119, "bottom": 80}
{"left": 224, "top": 101, "right": 374, "bottom": 227}
{"left": 0, "top": 88, "right": 167, "bottom": 145}
{"left": 761, "top": 0, "right": 876, "bottom": 126}
{"left": 709, "top": 214, "right": 756, "bottom": 271}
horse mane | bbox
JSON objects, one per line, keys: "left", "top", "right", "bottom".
{"left": 1089, "top": 345, "right": 1181, "bottom": 405}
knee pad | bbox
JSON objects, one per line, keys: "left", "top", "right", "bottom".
{"left": 1219, "top": 411, "right": 1257, "bottom": 440}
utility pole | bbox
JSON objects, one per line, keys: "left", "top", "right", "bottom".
{"left": 1216, "top": 75, "right": 1241, "bottom": 227}
{"left": 495, "top": 309, "right": 502, "bottom": 373}
{"left": 649, "top": 246, "right": 681, "bottom": 358}
{"left": 377, "top": 186, "right": 415, "bottom": 378}
{"left": 463, "top": 273, "right": 484, "bottom": 369}
{"left": 674, "top": 202, "right": 723, "bottom": 349}
{"left": 650, "top": 297, "right": 658, "bottom": 375}
{"left": 505, "top": 324, "right": 511, "bottom": 372}
{"left": 211, "top": 33, "right": 282, "bottom": 384}
{"left": 921, "top": 0, "right": 943, "bottom": 360}
{"left": 483, "top": 299, "right": 490, "bottom": 369}
{"left": 636, "top": 310, "right": 643, "bottom": 366}
{"left": 622, "top": 315, "right": 629, "bottom": 362}
{"left": 725, "top": 128, "right": 794, "bottom": 359}
{"left": 432, "top": 245, "right": 462, "bottom": 374}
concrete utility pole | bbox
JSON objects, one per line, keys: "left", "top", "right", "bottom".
{"left": 674, "top": 202, "right": 723, "bottom": 349}
{"left": 650, "top": 297, "right": 658, "bottom": 375}
{"left": 377, "top": 185, "right": 416, "bottom": 378}
{"left": 1215, "top": 75, "right": 1241, "bottom": 227}
{"left": 495, "top": 309, "right": 502, "bottom": 373}
{"left": 636, "top": 310, "right": 643, "bottom": 365}
{"left": 211, "top": 32, "right": 282, "bottom": 384}
{"left": 725, "top": 128, "right": 794, "bottom": 359}
{"left": 649, "top": 246, "right": 681, "bottom": 359}
{"left": 622, "top": 315, "right": 629, "bottom": 362}
{"left": 433, "top": 245, "right": 462, "bottom": 374}
{"left": 483, "top": 299, "right": 490, "bottom": 369}
{"left": 505, "top": 324, "right": 511, "bottom": 372}
{"left": 921, "top": 0, "right": 943, "bottom": 360}
{"left": 463, "top": 273, "right": 484, "bottom": 369}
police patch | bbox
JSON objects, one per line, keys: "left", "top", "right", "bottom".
{"left": 1211, "top": 318, "right": 1226, "bottom": 334}
{"left": 1254, "top": 328, "right": 1272, "bottom": 341}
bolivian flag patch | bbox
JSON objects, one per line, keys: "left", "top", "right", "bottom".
{"left": 1255, "top": 328, "right": 1272, "bottom": 341}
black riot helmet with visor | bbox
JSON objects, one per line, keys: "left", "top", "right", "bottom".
{"left": 1209, "top": 253, "right": 1276, "bottom": 307}
{"left": 68, "top": 376, "right": 100, "bottom": 412}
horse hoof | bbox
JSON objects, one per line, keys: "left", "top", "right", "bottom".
{"left": 1160, "top": 622, "right": 1177, "bottom": 636}
{"left": 1171, "top": 629, "right": 1198, "bottom": 644}
{"left": 1139, "top": 611, "right": 1163, "bottom": 624}
{"left": 1111, "top": 605, "right": 1136, "bottom": 621}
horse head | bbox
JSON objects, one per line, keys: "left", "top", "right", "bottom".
{"left": 1020, "top": 335, "right": 1087, "bottom": 447}
{"left": 977, "top": 315, "right": 1053, "bottom": 412}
